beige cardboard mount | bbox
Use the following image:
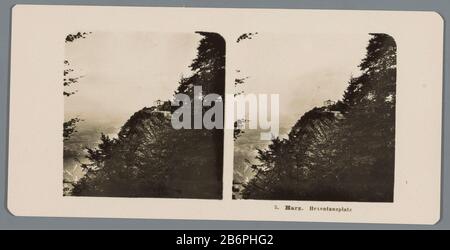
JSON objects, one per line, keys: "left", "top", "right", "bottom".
{"left": 8, "top": 5, "right": 444, "bottom": 224}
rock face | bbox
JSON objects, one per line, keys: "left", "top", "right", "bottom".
{"left": 240, "top": 105, "right": 345, "bottom": 201}
{"left": 71, "top": 106, "right": 224, "bottom": 199}
{"left": 121, "top": 107, "right": 223, "bottom": 199}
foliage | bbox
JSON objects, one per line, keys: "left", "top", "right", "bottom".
{"left": 236, "top": 32, "right": 258, "bottom": 43}
{"left": 63, "top": 118, "right": 81, "bottom": 141}
{"left": 65, "top": 32, "right": 92, "bottom": 43}
{"left": 63, "top": 60, "right": 80, "bottom": 97}
{"left": 63, "top": 33, "right": 91, "bottom": 142}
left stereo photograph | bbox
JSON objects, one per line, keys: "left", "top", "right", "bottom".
{"left": 63, "top": 31, "right": 226, "bottom": 199}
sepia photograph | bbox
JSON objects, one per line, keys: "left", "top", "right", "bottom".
{"left": 233, "top": 33, "right": 397, "bottom": 202}
{"left": 63, "top": 31, "right": 225, "bottom": 199}
{"left": 7, "top": 5, "right": 443, "bottom": 225}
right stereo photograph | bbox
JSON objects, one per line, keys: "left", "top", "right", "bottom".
{"left": 233, "top": 32, "right": 396, "bottom": 202}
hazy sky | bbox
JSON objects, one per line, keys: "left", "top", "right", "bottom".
{"left": 234, "top": 33, "right": 370, "bottom": 130}
{"left": 66, "top": 31, "right": 369, "bottom": 133}
{"left": 65, "top": 32, "right": 201, "bottom": 128}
